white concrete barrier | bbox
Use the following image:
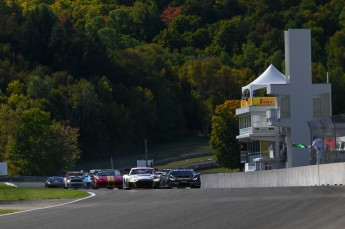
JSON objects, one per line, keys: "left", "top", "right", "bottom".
{"left": 201, "top": 162, "right": 345, "bottom": 188}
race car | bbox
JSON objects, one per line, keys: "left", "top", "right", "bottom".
{"left": 91, "top": 169, "right": 123, "bottom": 189}
{"left": 123, "top": 167, "right": 160, "bottom": 189}
{"left": 163, "top": 169, "right": 201, "bottom": 189}
{"left": 83, "top": 173, "right": 92, "bottom": 189}
{"left": 44, "top": 176, "right": 64, "bottom": 188}
{"left": 64, "top": 171, "right": 85, "bottom": 189}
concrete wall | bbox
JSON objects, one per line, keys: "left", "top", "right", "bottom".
{"left": 201, "top": 162, "right": 345, "bottom": 188}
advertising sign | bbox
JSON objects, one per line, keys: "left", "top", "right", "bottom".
{"left": 0, "top": 162, "right": 8, "bottom": 175}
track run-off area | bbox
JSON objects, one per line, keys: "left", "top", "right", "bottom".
{"left": 1, "top": 182, "right": 345, "bottom": 229}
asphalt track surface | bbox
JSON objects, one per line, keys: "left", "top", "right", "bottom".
{"left": 1, "top": 183, "right": 345, "bottom": 229}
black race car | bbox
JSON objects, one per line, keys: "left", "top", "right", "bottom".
{"left": 44, "top": 176, "right": 64, "bottom": 188}
{"left": 161, "top": 169, "right": 201, "bottom": 189}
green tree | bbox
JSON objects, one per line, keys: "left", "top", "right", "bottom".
{"left": 210, "top": 100, "right": 241, "bottom": 169}
{"left": 155, "top": 15, "right": 202, "bottom": 50}
{"left": 26, "top": 74, "right": 52, "bottom": 99}
{"left": 178, "top": 57, "right": 240, "bottom": 136}
{"left": 68, "top": 78, "right": 101, "bottom": 157}
{"left": 210, "top": 17, "right": 249, "bottom": 55}
{"left": 0, "top": 104, "right": 19, "bottom": 164}
{"left": 2, "top": 107, "right": 80, "bottom": 175}
{"left": 48, "top": 122, "right": 80, "bottom": 174}
{"left": 130, "top": 0, "right": 163, "bottom": 42}
{"left": 16, "top": 3, "right": 57, "bottom": 65}
{"left": 108, "top": 7, "right": 133, "bottom": 35}
{"left": 181, "top": 0, "right": 217, "bottom": 24}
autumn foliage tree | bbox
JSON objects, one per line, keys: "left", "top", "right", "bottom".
{"left": 0, "top": 106, "right": 80, "bottom": 176}
{"left": 161, "top": 7, "right": 181, "bottom": 25}
{"left": 210, "top": 100, "right": 241, "bottom": 169}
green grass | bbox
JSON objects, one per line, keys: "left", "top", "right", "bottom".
{"left": 153, "top": 155, "right": 241, "bottom": 173}
{"left": 76, "top": 135, "right": 239, "bottom": 174}
{"left": 155, "top": 155, "right": 215, "bottom": 170}
{"left": 198, "top": 167, "right": 241, "bottom": 173}
{"left": 0, "top": 183, "right": 89, "bottom": 201}
{"left": 0, "top": 209, "right": 20, "bottom": 214}
{"left": 76, "top": 136, "right": 212, "bottom": 170}
{"left": 0, "top": 182, "right": 8, "bottom": 187}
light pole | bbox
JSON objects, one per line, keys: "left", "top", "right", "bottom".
{"left": 145, "top": 139, "right": 148, "bottom": 167}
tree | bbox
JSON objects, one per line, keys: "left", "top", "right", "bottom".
{"left": 210, "top": 17, "right": 249, "bottom": 55}
{"left": 210, "top": 100, "right": 241, "bottom": 169}
{"left": 130, "top": 0, "right": 163, "bottom": 42}
{"left": 181, "top": 0, "right": 217, "bottom": 24}
{"left": 15, "top": 3, "right": 57, "bottom": 65}
{"left": 48, "top": 122, "right": 80, "bottom": 174}
{"left": 2, "top": 107, "right": 80, "bottom": 175}
{"left": 68, "top": 78, "right": 100, "bottom": 157}
{"left": 154, "top": 15, "right": 202, "bottom": 50}
{"left": 161, "top": 6, "right": 181, "bottom": 25}
{"left": 178, "top": 57, "right": 240, "bottom": 136}
{"left": 0, "top": 104, "right": 19, "bottom": 164}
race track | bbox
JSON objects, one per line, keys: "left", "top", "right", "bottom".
{"left": 1, "top": 185, "right": 345, "bottom": 229}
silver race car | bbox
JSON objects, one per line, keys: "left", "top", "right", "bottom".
{"left": 123, "top": 167, "right": 160, "bottom": 189}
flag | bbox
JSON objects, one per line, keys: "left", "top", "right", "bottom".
{"left": 292, "top": 143, "right": 307, "bottom": 148}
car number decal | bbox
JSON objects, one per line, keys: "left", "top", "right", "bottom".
{"left": 107, "top": 176, "right": 115, "bottom": 184}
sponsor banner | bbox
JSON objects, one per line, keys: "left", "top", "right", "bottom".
{"left": 0, "top": 162, "right": 8, "bottom": 175}
{"left": 241, "top": 97, "right": 276, "bottom": 107}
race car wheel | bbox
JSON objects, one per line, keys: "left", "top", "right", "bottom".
{"left": 91, "top": 181, "right": 97, "bottom": 189}
{"left": 123, "top": 182, "right": 131, "bottom": 190}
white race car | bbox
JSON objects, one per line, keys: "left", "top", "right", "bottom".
{"left": 123, "top": 167, "right": 160, "bottom": 189}
{"left": 64, "top": 171, "right": 85, "bottom": 189}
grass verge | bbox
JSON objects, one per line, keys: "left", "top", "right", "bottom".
{"left": 0, "top": 183, "right": 89, "bottom": 201}
{"left": 198, "top": 167, "right": 241, "bottom": 173}
{"left": 0, "top": 209, "right": 21, "bottom": 214}
{"left": 155, "top": 155, "right": 215, "bottom": 170}
{"left": 154, "top": 155, "right": 241, "bottom": 173}
{"left": 76, "top": 136, "right": 212, "bottom": 170}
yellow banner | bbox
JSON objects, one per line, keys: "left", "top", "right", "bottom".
{"left": 261, "top": 141, "right": 269, "bottom": 158}
{"left": 241, "top": 97, "right": 276, "bottom": 108}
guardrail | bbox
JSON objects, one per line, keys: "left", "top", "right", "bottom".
{"left": 0, "top": 176, "right": 47, "bottom": 182}
{"left": 201, "top": 162, "right": 345, "bottom": 188}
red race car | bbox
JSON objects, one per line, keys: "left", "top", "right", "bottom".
{"left": 91, "top": 169, "right": 123, "bottom": 189}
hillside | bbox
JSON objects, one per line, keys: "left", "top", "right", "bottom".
{"left": 1, "top": 0, "right": 345, "bottom": 175}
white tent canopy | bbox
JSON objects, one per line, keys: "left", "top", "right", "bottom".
{"left": 242, "top": 64, "right": 286, "bottom": 95}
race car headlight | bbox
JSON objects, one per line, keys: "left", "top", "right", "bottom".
{"left": 128, "top": 177, "right": 138, "bottom": 182}
{"left": 67, "top": 179, "right": 71, "bottom": 182}
{"left": 169, "top": 176, "right": 176, "bottom": 181}
{"left": 192, "top": 176, "right": 199, "bottom": 181}
{"left": 153, "top": 177, "right": 160, "bottom": 182}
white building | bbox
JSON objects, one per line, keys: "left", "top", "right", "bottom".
{"left": 236, "top": 29, "right": 332, "bottom": 171}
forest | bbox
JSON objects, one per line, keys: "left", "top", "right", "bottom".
{"left": 1, "top": 0, "right": 345, "bottom": 175}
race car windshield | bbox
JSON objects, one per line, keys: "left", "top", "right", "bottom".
{"left": 130, "top": 169, "right": 154, "bottom": 175}
{"left": 67, "top": 173, "right": 84, "bottom": 176}
{"left": 51, "top": 177, "right": 64, "bottom": 181}
{"left": 98, "top": 171, "right": 120, "bottom": 176}
{"left": 171, "top": 170, "right": 195, "bottom": 176}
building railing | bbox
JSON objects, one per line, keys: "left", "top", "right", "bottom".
{"left": 239, "top": 126, "right": 277, "bottom": 135}
{"left": 244, "top": 152, "right": 261, "bottom": 172}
